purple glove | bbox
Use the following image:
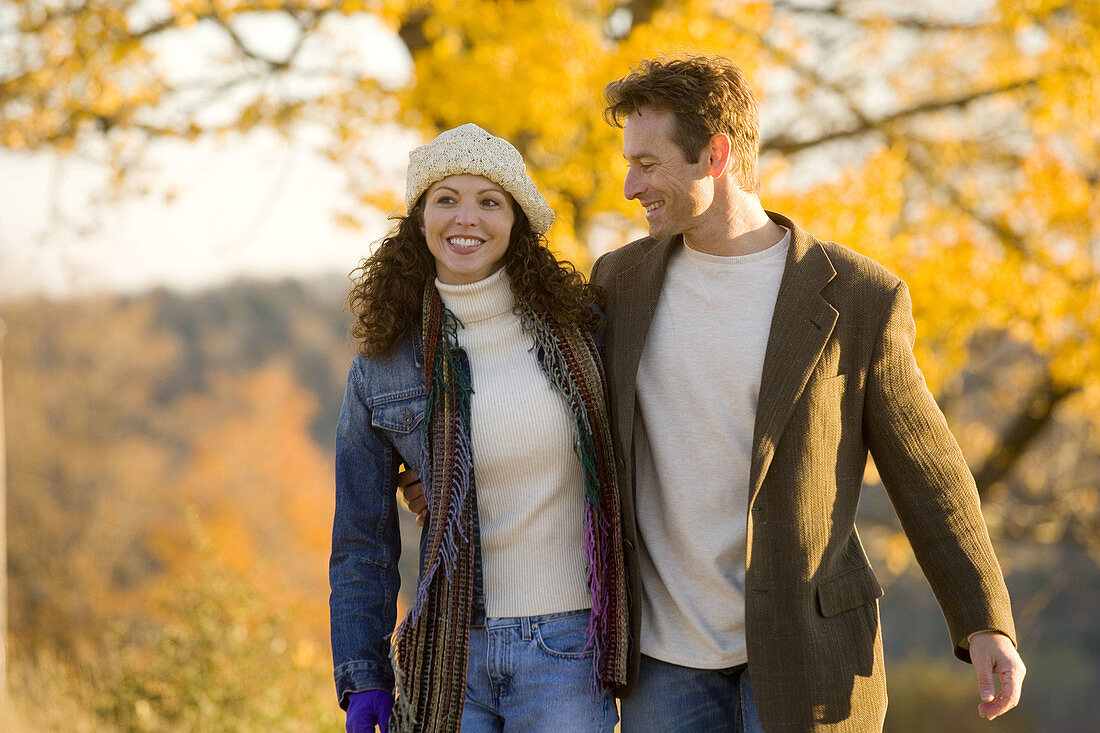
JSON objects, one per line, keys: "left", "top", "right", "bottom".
{"left": 346, "top": 689, "right": 393, "bottom": 733}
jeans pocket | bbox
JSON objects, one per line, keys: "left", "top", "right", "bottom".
{"left": 533, "top": 613, "right": 594, "bottom": 659}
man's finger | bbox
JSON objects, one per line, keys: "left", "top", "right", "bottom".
{"left": 978, "top": 692, "right": 1010, "bottom": 719}
{"left": 397, "top": 467, "right": 428, "bottom": 519}
{"left": 977, "top": 691, "right": 1001, "bottom": 720}
{"left": 999, "top": 667, "right": 1023, "bottom": 710}
{"left": 976, "top": 661, "right": 996, "bottom": 703}
{"left": 401, "top": 479, "right": 424, "bottom": 500}
{"left": 406, "top": 489, "right": 427, "bottom": 515}
{"left": 980, "top": 666, "right": 1024, "bottom": 719}
{"left": 397, "top": 467, "right": 421, "bottom": 489}
{"left": 401, "top": 480, "right": 427, "bottom": 513}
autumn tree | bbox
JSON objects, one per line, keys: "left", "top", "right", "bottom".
{"left": 105, "top": 518, "right": 337, "bottom": 732}
{"left": 6, "top": 0, "right": 1097, "bottom": 557}
{"left": 1, "top": 293, "right": 346, "bottom": 729}
{"left": 153, "top": 361, "right": 336, "bottom": 641}
{"left": 1, "top": 297, "right": 183, "bottom": 652}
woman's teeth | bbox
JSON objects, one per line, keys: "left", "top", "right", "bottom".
{"left": 448, "top": 237, "right": 483, "bottom": 248}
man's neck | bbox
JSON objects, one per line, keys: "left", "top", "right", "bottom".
{"left": 683, "top": 191, "right": 785, "bottom": 257}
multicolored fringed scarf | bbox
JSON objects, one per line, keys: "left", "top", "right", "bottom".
{"left": 390, "top": 283, "right": 628, "bottom": 732}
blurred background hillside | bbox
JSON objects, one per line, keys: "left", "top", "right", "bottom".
{"left": 2, "top": 0, "right": 1098, "bottom": 731}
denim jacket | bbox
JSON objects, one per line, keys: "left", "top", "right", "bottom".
{"left": 330, "top": 330, "right": 486, "bottom": 708}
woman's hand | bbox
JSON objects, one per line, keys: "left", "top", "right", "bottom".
{"left": 346, "top": 689, "right": 394, "bottom": 733}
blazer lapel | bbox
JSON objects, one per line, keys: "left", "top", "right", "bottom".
{"left": 607, "top": 235, "right": 681, "bottom": 456}
{"left": 749, "top": 213, "right": 838, "bottom": 505}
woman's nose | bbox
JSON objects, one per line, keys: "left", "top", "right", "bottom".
{"left": 454, "top": 202, "right": 479, "bottom": 226}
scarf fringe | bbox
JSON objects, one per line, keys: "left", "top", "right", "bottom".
{"left": 518, "top": 299, "right": 628, "bottom": 688}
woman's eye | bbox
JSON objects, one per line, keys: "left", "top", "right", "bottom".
{"left": 435, "top": 195, "right": 456, "bottom": 205}
{"left": 481, "top": 198, "right": 502, "bottom": 208}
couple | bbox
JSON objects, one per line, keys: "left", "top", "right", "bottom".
{"left": 329, "top": 56, "right": 1025, "bottom": 732}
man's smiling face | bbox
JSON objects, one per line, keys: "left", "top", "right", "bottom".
{"left": 622, "top": 107, "right": 713, "bottom": 240}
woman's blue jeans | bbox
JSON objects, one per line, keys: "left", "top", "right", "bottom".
{"left": 461, "top": 609, "right": 618, "bottom": 732}
{"left": 620, "top": 654, "right": 765, "bottom": 732}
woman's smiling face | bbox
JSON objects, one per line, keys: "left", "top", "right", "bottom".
{"left": 420, "top": 174, "right": 516, "bottom": 285}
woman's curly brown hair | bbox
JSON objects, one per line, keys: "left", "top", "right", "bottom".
{"left": 348, "top": 196, "right": 600, "bottom": 358}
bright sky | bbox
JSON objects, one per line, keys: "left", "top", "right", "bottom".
{"left": 0, "top": 10, "right": 414, "bottom": 300}
{"left": 1, "top": 136, "right": 378, "bottom": 297}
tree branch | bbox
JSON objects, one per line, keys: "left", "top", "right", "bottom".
{"left": 397, "top": 7, "right": 432, "bottom": 55}
{"left": 624, "top": 0, "right": 663, "bottom": 28}
{"left": 761, "top": 78, "right": 1040, "bottom": 155}
{"left": 769, "top": 0, "right": 995, "bottom": 31}
{"left": 973, "top": 376, "right": 1079, "bottom": 499}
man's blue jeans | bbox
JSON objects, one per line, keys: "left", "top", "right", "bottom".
{"left": 461, "top": 609, "right": 618, "bottom": 732}
{"left": 620, "top": 654, "right": 765, "bottom": 732}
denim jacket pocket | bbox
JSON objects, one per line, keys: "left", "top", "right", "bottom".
{"left": 371, "top": 393, "right": 426, "bottom": 434}
{"left": 370, "top": 392, "right": 426, "bottom": 470}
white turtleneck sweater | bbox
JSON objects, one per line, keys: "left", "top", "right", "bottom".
{"left": 435, "top": 267, "right": 591, "bottom": 618}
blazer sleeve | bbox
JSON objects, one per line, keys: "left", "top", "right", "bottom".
{"left": 862, "top": 281, "right": 1017, "bottom": 662}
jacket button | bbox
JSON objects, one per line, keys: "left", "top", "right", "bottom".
{"left": 403, "top": 407, "right": 413, "bottom": 426}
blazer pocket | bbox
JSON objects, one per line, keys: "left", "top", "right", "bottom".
{"left": 805, "top": 372, "right": 847, "bottom": 394}
{"left": 816, "top": 564, "right": 884, "bottom": 618}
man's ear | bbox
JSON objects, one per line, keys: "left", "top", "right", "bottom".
{"left": 707, "top": 133, "right": 732, "bottom": 179}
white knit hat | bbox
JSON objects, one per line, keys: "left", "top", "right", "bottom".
{"left": 405, "top": 123, "right": 555, "bottom": 235}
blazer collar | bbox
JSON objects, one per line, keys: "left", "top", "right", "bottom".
{"left": 749, "top": 211, "right": 838, "bottom": 504}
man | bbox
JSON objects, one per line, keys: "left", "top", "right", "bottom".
{"left": 588, "top": 56, "right": 1025, "bottom": 731}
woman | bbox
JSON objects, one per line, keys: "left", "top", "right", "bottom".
{"left": 330, "top": 123, "right": 628, "bottom": 733}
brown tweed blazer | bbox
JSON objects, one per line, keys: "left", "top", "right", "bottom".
{"left": 590, "top": 211, "right": 1016, "bottom": 731}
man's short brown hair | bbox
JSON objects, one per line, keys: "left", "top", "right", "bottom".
{"left": 604, "top": 56, "right": 760, "bottom": 193}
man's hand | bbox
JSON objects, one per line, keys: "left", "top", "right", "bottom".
{"left": 969, "top": 631, "right": 1025, "bottom": 720}
{"left": 398, "top": 467, "right": 427, "bottom": 526}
